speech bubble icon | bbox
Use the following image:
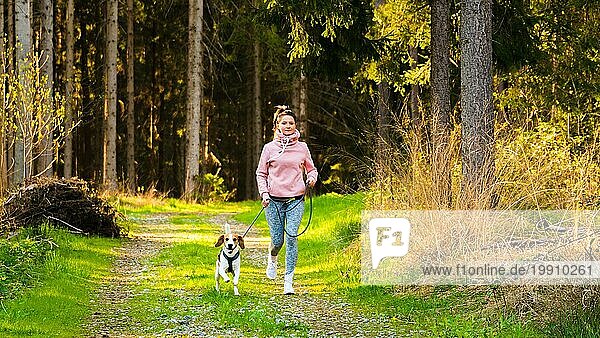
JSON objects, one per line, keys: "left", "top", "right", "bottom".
{"left": 369, "top": 218, "right": 411, "bottom": 269}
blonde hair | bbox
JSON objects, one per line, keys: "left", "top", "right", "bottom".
{"left": 272, "top": 105, "right": 297, "bottom": 132}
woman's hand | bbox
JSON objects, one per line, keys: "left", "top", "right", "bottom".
{"left": 306, "top": 177, "right": 316, "bottom": 188}
{"left": 261, "top": 193, "right": 270, "bottom": 207}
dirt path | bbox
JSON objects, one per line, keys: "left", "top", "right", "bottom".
{"left": 84, "top": 216, "right": 167, "bottom": 337}
{"left": 84, "top": 213, "right": 412, "bottom": 337}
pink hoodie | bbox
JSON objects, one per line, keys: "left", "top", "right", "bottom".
{"left": 256, "top": 130, "right": 318, "bottom": 198}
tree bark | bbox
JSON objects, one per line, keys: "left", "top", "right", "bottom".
{"left": 250, "top": 40, "right": 262, "bottom": 199}
{"left": 460, "top": 0, "right": 495, "bottom": 208}
{"left": 0, "top": 0, "right": 6, "bottom": 193}
{"left": 103, "top": 0, "right": 118, "bottom": 191}
{"left": 14, "top": 0, "right": 31, "bottom": 183}
{"left": 6, "top": 0, "right": 14, "bottom": 187}
{"left": 7, "top": 0, "right": 14, "bottom": 75}
{"left": 291, "top": 63, "right": 308, "bottom": 137}
{"left": 375, "top": 80, "right": 391, "bottom": 201}
{"left": 37, "top": 0, "right": 53, "bottom": 177}
{"left": 430, "top": 0, "right": 452, "bottom": 208}
{"left": 375, "top": 0, "right": 391, "bottom": 181}
{"left": 126, "top": 0, "right": 136, "bottom": 192}
{"left": 298, "top": 69, "right": 308, "bottom": 138}
{"left": 64, "top": 0, "right": 74, "bottom": 178}
{"left": 184, "top": 0, "right": 203, "bottom": 197}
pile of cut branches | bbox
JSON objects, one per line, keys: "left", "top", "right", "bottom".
{"left": 1, "top": 177, "right": 123, "bottom": 238}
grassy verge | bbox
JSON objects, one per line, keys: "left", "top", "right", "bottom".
{"left": 342, "top": 285, "right": 542, "bottom": 337}
{"left": 0, "top": 228, "right": 120, "bottom": 337}
{"left": 0, "top": 227, "right": 54, "bottom": 300}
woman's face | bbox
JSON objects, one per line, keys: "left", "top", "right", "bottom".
{"left": 278, "top": 115, "right": 297, "bottom": 135}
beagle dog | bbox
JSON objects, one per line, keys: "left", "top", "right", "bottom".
{"left": 214, "top": 227, "right": 245, "bottom": 296}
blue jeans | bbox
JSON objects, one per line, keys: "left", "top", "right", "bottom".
{"left": 265, "top": 198, "right": 305, "bottom": 275}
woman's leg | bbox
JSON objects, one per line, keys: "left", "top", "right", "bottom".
{"left": 283, "top": 200, "right": 304, "bottom": 275}
{"left": 265, "top": 200, "right": 285, "bottom": 256}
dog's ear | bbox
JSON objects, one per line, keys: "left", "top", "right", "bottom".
{"left": 215, "top": 235, "right": 225, "bottom": 247}
{"left": 237, "top": 235, "right": 245, "bottom": 249}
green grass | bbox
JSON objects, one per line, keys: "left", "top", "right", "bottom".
{"left": 233, "top": 192, "right": 365, "bottom": 292}
{"left": 114, "top": 195, "right": 249, "bottom": 218}
{"left": 544, "top": 306, "right": 600, "bottom": 337}
{"left": 113, "top": 198, "right": 310, "bottom": 336}
{"left": 2, "top": 193, "right": 595, "bottom": 336}
{"left": 234, "top": 193, "right": 543, "bottom": 336}
{"left": 0, "top": 229, "right": 120, "bottom": 337}
{"left": 0, "top": 228, "right": 55, "bottom": 299}
{"left": 342, "top": 285, "right": 543, "bottom": 337}
{"left": 116, "top": 192, "right": 546, "bottom": 336}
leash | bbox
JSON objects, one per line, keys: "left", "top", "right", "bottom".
{"left": 241, "top": 184, "right": 314, "bottom": 238}
{"left": 242, "top": 204, "right": 265, "bottom": 238}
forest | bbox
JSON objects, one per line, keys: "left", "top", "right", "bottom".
{"left": 0, "top": 0, "right": 599, "bottom": 336}
{"left": 0, "top": 0, "right": 594, "bottom": 207}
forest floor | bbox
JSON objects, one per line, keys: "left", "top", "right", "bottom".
{"left": 83, "top": 211, "right": 414, "bottom": 337}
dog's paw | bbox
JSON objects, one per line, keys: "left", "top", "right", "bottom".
{"left": 224, "top": 277, "right": 230, "bottom": 283}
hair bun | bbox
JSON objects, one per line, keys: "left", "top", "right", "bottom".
{"left": 272, "top": 105, "right": 296, "bottom": 132}
{"left": 274, "top": 105, "right": 288, "bottom": 113}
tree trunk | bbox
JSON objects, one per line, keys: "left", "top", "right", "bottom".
{"left": 64, "top": 0, "right": 74, "bottom": 178}
{"left": 460, "top": 0, "right": 495, "bottom": 208}
{"left": 0, "top": 0, "right": 6, "bottom": 193}
{"left": 103, "top": 0, "right": 118, "bottom": 191}
{"left": 77, "top": 15, "right": 91, "bottom": 179}
{"left": 184, "top": 0, "right": 203, "bottom": 197}
{"left": 199, "top": 14, "right": 207, "bottom": 181}
{"left": 298, "top": 69, "right": 308, "bottom": 138}
{"left": 292, "top": 64, "right": 299, "bottom": 110}
{"left": 430, "top": 0, "right": 452, "bottom": 208}
{"left": 126, "top": 0, "right": 136, "bottom": 192}
{"left": 7, "top": 0, "right": 14, "bottom": 75}
{"left": 37, "top": 0, "right": 53, "bottom": 177}
{"left": 248, "top": 40, "right": 261, "bottom": 199}
{"left": 375, "top": 0, "right": 391, "bottom": 184}
{"left": 185, "top": 0, "right": 196, "bottom": 196}
{"left": 291, "top": 63, "right": 308, "bottom": 137}
{"left": 6, "top": 0, "right": 14, "bottom": 187}
{"left": 149, "top": 25, "right": 159, "bottom": 187}
{"left": 375, "top": 81, "right": 391, "bottom": 203}
{"left": 14, "top": 0, "right": 31, "bottom": 184}
{"left": 253, "top": 42, "right": 262, "bottom": 181}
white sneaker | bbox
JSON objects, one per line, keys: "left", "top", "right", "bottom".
{"left": 284, "top": 272, "right": 294, "bottom": 295}
{"left": 266, "top": 256, "right": 277, "bottom": 280}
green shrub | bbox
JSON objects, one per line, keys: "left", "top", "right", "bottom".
{"left": 197, "top": 173, "right": 236, "bottom": 202}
